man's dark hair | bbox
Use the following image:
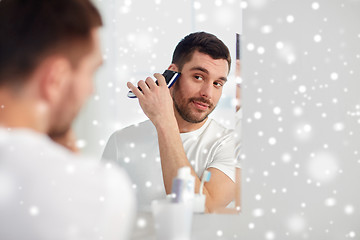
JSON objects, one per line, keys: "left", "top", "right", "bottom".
{"left": 171, "top": 32, "right": 231, "bottom": 72}
{"left": 0, "top": 0, "right": 103, "bottom": 87}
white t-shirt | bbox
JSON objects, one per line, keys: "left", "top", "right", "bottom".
{"left": 0, "top": 127, "right": 135, "bottom": 240}
{"left": 102, "top": 118, "right": 240, "bottom": 211}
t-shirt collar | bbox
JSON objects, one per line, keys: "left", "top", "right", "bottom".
{"left": 180, "top": 118, "right": 212, "bottom": 139}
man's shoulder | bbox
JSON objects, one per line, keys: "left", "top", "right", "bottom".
{"left": 0, "top": 128, "right": 128, "bottom": 181}
{"left": 111, "top": 119, "right": 157, "bottom": 140}
{"left": 206, "top": 118, "right": 234, "bottom": 136}
{"left": 0, "top": 128, "right": 70, "bottom": 160}
{"left": 0, "top": 129, "right": 135, "bottom": 240}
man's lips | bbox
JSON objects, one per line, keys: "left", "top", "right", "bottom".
{"left": 192, "top": 100, "right": 209, "bottom": 110}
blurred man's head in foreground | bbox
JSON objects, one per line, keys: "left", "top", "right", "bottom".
{"left": 0, "top": 0, "right": 103, "bottom": 137}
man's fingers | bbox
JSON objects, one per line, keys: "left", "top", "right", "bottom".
{"left": 154, "top": 73, "right": 166, "bottom": 87}
{"left": 128, "top": 73, "right": 165, "bottom": 99}
{"left": 138, "top": 80, "right": 151, "bottom": 95}
{"left": 127, "top": 82, "right": 144, "bottom": 98}
{"left": 145, "top": 77, "right": 157, "bottom": 89}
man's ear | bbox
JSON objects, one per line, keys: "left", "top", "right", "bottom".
{"left": 39, "top": 57, "right": 72, "bottom": 103}
{"left": 167, "top": 64, "right": 179, "bottom": 95}
{"left": 167, "top": 64, "right": 179, "bottom": 72}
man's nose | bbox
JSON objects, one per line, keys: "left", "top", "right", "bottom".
{"left": 200, "top": 82, "right": 213, "bottom": 100}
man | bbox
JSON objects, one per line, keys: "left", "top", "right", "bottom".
{"left": 0, "top": 0, "right": 135, "bottom": 239}
{"left": 103, "top": 32, "right": 239, "bottom": 213}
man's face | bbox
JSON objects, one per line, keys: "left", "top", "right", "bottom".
{"left": 171, "top": 50, "right": 229, "bottom": 123}
{"left": 49, "top": 28, "right": 103, "bottom": 137}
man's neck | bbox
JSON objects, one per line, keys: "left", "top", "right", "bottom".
{"left": 174, "top": 109, "right": 208, "bottom": 133}
{"left": 0, "top": 90, "right": 48, "bottom": 133}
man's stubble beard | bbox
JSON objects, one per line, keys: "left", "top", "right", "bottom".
{"left": 171, "top": 86, "right": 216, "bottom": 124}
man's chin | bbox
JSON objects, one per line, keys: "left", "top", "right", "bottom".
{"left": 175, "top": 99, "right": 213, "bottom": 124}
{"left": 48, "top": 126, "right": 71, "bottom": 139}
{"left": 184, "top": 112, "right": 209, "bottom": 124}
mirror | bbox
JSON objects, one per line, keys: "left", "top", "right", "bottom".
{"left": 73, "top": 0, "right": 242, "bottom": 214}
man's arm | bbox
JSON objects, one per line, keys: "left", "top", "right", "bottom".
{"left": 127, "top": 73, "right": 236, "bottom": 212}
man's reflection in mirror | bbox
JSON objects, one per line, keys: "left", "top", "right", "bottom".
{"left": 102, "top": 32, "right": 241, "bottom": 213}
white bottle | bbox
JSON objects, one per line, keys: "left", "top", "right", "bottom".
{"left": 171, "top": 166, "right": 195, "bottom": 203}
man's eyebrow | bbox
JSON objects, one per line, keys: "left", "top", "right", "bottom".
{"left": 190, "top": 66, "right": 227, "bottom": 82}
{"left": 219, "top": 76, "right": 227, "bottom": 82}
{"left": 190, "top": 66, "right": 209, "bottom": 74}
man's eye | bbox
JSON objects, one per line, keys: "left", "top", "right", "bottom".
{"left": 214, "top": 82, "right": 223, "bottom": 87}
{"left": 195, "top": 76, "right": 203, "bottom": 80}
